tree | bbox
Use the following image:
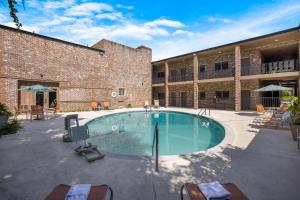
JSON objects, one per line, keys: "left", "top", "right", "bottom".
{"left": 6, "top": 0, "right": 24, "bottom": 29}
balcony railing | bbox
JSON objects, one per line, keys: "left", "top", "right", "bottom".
{"left": 241, "top": 59, "right": 299, "bottom": 76}
{"left": 152, "top": 77, "right": 165, "bottom": 84}
{"left": 198, "top": 69, "right": 235, "bottom": 80}
{"left": 258, "top": 97, "right": 281, "bottom": 108}
{"left": 168, "top": 74, "right": 193, "bottom": 82}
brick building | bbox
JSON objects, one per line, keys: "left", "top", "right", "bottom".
{"left": 152, "top": 26, "right": 300, "bottom": 111}
{"left": 0, "top": 25, "right": 152, "bottom": 111}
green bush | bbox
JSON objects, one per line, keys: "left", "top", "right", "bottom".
{"left": 0, "top": 103, "right": 12, "bottom": 117}
{"left": 0, "top": 119, "right": 22, "bottom": 135}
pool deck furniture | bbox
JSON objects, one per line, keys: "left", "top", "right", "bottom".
{"left": 254, "top": 104, "right": 273, "bottom": 126}
{"left": 91, "top": 101, "right": 101, "bottom": 111}
{"left": 101, "top": 101, "right": 110, "bottom": 110}
{"left": 45, "top": 184, "right": 113, "bottom": 200}
{"left": 30, "top": 105, "right": 44, "bottom": 120}
{"left": 153, "top": 99, "right": 160, "bottom": 109}
{"left": 63, "top": 114, "right": 79, "bottom": 142}
{"left": 180, "top": 183, "right": 249, "bottom": 200}
{"left": 71, "top": 125, "right": 105, "bottom": 162}
{"left": 144, "top": 100, "right": 151, "bottom": 110}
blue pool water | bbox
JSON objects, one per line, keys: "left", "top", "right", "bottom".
{"left": 87, "top": 111, "right": 225, "bottom": 156}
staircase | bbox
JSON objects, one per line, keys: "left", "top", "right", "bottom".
{"left": 262, "top": 113, "right": 289, "bottom": 130}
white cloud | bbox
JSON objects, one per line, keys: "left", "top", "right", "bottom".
{"left": 173, "top": 30, "right": 194, "bottom": 37}
{"left": 208, "top": 17, "right": 231, "bottom": 23}
{"left": 5, "top": 22, "right": 40, "bottom": 33}
{"left": 151, "top": 2, "right": 300, "bottom": 60}
{"left": 96, "top": 12, "right": 123, "bottom": 20}
{"left": 145, "top": 19, "right": 185, "bottom": 28}
{"left": 65, "top": 3, "right": 113, "bottom": 16}
{"left": 116, "top": 4, "right": 134, "bottom": 10}
{"left": 44, "top": 0, "right": 75, "bottom": 9}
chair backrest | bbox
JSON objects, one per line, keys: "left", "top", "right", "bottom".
{"left": 102, "top": 101, "right": 110, "bottom": 108}
{"left": 91, "top": 101, "right": 97, "bottom": 108}
{"left": 279, "top": 103, "right": 288, "bottom": 112}
{"left": 71, "top": 125, "right": 89, "bottom": 143}
{"left": 154, "top": 99, "right": 159, "bottom": 106}
{"left": 144, "top": 100, "right": 150, "bottom": 106}
{"left": 64, "top": 114, "right": 79, "bottom": 130}
{"left": 256, "top": 104, "right": 265, "bottom": 113}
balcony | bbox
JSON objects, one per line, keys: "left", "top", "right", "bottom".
{"left": 241, "top": 59, "right": 299, "bottom": 76}
{"left": 198, "top": 69, "right": 234, "bottom": 80}
{"left": 152, "top": 77, "right": 165, "bottom": 84}
{"left": 168, "top": 74, "right": 193, "bottom": 83}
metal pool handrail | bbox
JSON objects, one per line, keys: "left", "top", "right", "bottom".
{"left": 152, "top": 122, "right": 159, "bottom": 172}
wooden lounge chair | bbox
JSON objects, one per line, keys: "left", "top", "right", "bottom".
{"left": 30, "top": 105, "right": 44, "bottom": 120}
{"left": 91, "top": 101, "right": 100, "bottom": 111}
{"left": 180, "top": 183, "right": 249, "bottom": 200}
{"left": 102, "top": 101, "right": 110, "bottom": 110}
{"left": 45, "top": 184, "right": 113, "bottom": 200}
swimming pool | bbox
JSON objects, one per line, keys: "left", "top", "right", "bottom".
{"left": 86, "top": 111, "right": 225, "bottom": 156}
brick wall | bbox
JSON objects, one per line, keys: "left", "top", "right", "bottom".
{"left": 168, "top": 84, "right": 194, "bottom": 108}
{"left": 93, "top": 39, "right": 152, "bottom": 108}
{"left": 168, "top": 59, "right": 194, "bottom": 81}
{"left": 0, "top": 27, "right": 152, "bottom": 111}
{"left": 199, "top": 81, "right": 235, "bottom": 110}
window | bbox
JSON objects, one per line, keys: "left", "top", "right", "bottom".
{"left": 215, "top": 91, "right": 229, "bottom": 99}
{"left": 215, "top": 62, "right": 229, "bottom": 71}
{"left": 214, "top": 63, "right": 221, "bottom": 71}
{"left": 199, "top": 92, "right": 206, "bottom": 100}
{"left": 157, "top": 92, "right": 165, "bottom": 99}
{"left": 181, "top": 68, "right": 187, "bottom": 76}
{"left": 157, "top": 71, "right": 164, "bottom": 78}
{"left": 118, "top": 88, "right": 125, "bottom": 96}
{"left": 221, "top": 62, "right": 229, "bottom": 70}
{"left": 199, "top": 65, "right": 206, "bottom": 73}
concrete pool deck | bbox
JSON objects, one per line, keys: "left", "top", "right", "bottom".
{"left": 0, "top": 108, "right": 299, "bottom": 200}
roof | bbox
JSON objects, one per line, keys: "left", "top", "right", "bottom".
{"left": 152, "top": 25, "right": 300, "bottom": 64}
{"left": 0, "top": 24, "right": 105, "bottom": 53}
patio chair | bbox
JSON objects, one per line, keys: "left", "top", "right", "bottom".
{"left": 91, "top": 101, "right": 99, "bottom": 111}
{"left": 153, "top": 99, "right": 160, "bottom": 109}
{"left": 180, "top": 182, "right": 249, "bottom": 200}
{"left": 64, "top": 114, "right": 79, "bottom": 142}
{"left": 144, "top": 100, "right": 151, "bottom": 110}
{"left": 71, "top": 125, "right": 105, "bottom": 162}
{"left": 101, "top": 101, "right": 110, "bottom": 110}
{"left": 30, "top": 105, "right": 44, "bottom": 120}
{"left": 254, "top": 104, "right": 273, "bottom": 125}
{"left": 45, "top": 184, "right": 113, "bottom": 200}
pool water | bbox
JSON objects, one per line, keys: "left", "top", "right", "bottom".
{"left": 87, "top": 111, "right": 225, "bottom": 156}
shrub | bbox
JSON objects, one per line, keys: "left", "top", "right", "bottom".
{"left": 0, "top": 119, "right": 22, "bottom": 135}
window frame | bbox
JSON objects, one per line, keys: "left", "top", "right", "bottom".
{"left": 118, "top": 88, "right": 126, "bottom": 96}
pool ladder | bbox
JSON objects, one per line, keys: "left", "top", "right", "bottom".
{"left": 152, "top": 122, "right": 159, "bottom": 172}
{"left": 198, "top": 106, "right": 210, "bottom": 117}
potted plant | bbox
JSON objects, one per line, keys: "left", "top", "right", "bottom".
{"left": 0, "top": 103, "right": 12, "bottom": 128}
{"left": 281, "top": 96, "right": 300, "bottom": 141}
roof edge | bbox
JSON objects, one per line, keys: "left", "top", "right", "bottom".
{"left": 0, "top": 24, "right": 105, "bottom": 53}
{"left": 152, "top": 25, "right": 300, "bottom": 64}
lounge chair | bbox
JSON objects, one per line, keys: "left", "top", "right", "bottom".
{"left": 180, "top": 183, "right": 249, "bottom": 200}
{"left": 153, "top": 99, "right": 160, "bottom": 109}
{"left": 45, "top": 184, "right": 113, "bottom": 200}
{"left": 71, "top": 125, "right": 105, "bottom": 162}
{"left": 144, "top": 100, "right": 151, "bottom": 110}
{"left": 64, "top": 114, "right": 79, "bottom": 142}
{"left": 91, "top": 101, "right": 98, "bottom": 111}
{"left": 30, "top": 105, "right": 44, "bottom": 120}
{"left": 101, "top": 101, "right": 110, "bottom": 110}
{"left": 254, "top": 104, "right": 273, "bottom": 125}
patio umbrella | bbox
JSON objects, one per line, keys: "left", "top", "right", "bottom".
{"left": 255, "top": 84, "right": 292, "bottom": 107}
{"left": 17, "top": 84, "right": 54, "bottom": 92}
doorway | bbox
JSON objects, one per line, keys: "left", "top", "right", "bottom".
{"left": 241, "top": 90, "right": 251, "bottom": 110}
{"left": 36, "top": 92, "right": 44, "bottom": 106}
{"left": 181, "top": 92, "right": 187, "bottom": 107}
{"left": 49, "top": 90, "right": 57, "bottom": 108}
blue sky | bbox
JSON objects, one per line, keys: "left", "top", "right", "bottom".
{"left": 1, "top": 0, "right": 300, "bottom": 60}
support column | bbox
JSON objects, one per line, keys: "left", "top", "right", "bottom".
{"left": 235, "top": 46, "right": 241, "bottom": 112}
{"left": 165, "top": 61, "right": 169, "bottom": 107}
{"left": 298, "top": 42, "right": 300, "bottom": 99}
{"left": 193, "top": 54, "right": 199, "bottom": 109}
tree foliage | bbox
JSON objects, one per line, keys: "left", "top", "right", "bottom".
{"left": 6, "top": 0, "right": 23, "bottom": 29}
